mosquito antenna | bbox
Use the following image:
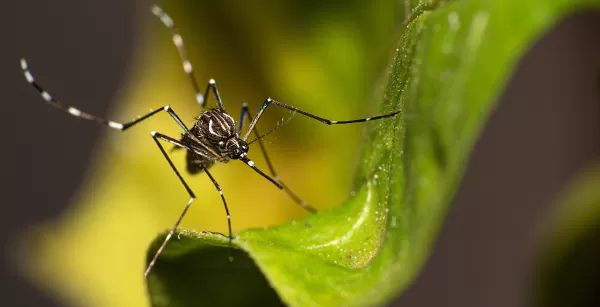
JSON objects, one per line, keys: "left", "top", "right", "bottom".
{"left": 248, "top": 110, "right": 296, "bottom": 145}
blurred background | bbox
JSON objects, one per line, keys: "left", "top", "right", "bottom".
{"left": 1, "top": 0, "right": 599, "bottom": 306}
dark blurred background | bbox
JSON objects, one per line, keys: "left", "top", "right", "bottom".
{"left": 1, "top": 0, "right": 599, "bottom": 306}
{"left": 2, "top": 0, "right": 138, "bottom": 306}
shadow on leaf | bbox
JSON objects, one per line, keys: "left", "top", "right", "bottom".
{"left": 146, "top": 235, "right": 284, "bottom": 307}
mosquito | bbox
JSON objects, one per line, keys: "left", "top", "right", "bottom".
{"left": 20, "top": 5, "right": 400, "bottom": 279}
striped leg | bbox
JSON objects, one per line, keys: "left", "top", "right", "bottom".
{"left": 238, "top": 103, "right": 316, "bottom": 213}
{"left": 145, "top": 131, "right": 197, "bottom": 279}
{"left": 243, "top": 98, "right": 401, "bottom": 141}
{"left": 202, "top": 168, "right": 233, "bottom": 249}
{"left": 20, "top": 58, "right": 198, "bottom": 137}
{"left": 146, "top": 132, "right": 234, "bottom": 277}
{"left": 151, "top": 5, "right": 206, "bottom": 107}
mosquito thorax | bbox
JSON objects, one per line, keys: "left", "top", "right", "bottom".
{"left": 196, "top": 108, "right": 236, "bottom": 142}
{"left": 226, "top": 138, "right": 249, "bottom": 159}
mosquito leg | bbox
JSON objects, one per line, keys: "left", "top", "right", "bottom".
{"left": 21, "top": 59, "right": 193, "bottom": 132}
{"left": 243, "top": 98, "right": 401, "bottom": 141}
{"left": 20, "top": 58, "right": 226, "bottom": 158}
{"left": 145, "top": 131, "right": 197, "bottom": 279}
{"left": 152, "top": 5, "right": 228, "bottom": 112}
{"left": 202, "top": 169, "right": 233, "bottom": 248}
{"left": 237, "top": 103, "right": 250, "bottom": 134}
{"left": 238, "top": 103, "right": 317, "bottom": 213}
{"left": 151, "top": 5, "right": 205, "bottom": 106}
{"left": 202, "top": 79, "right": 225, "bottom": 110}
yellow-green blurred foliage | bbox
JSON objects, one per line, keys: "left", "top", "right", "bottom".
{"left": 18, "top": 1, "right": 404, "bottom": 306}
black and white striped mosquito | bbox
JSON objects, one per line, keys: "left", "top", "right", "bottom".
{"left": 20, "top": 5, "right": 400, "bottom": 278}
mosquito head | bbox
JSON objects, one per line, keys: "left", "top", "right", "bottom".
{"left": 226, "top": 138, "right": 249, "bottom": 159}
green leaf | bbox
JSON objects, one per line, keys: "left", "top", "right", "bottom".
{"left": 146, "top": 0, "right": 600, "bottom": 306}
